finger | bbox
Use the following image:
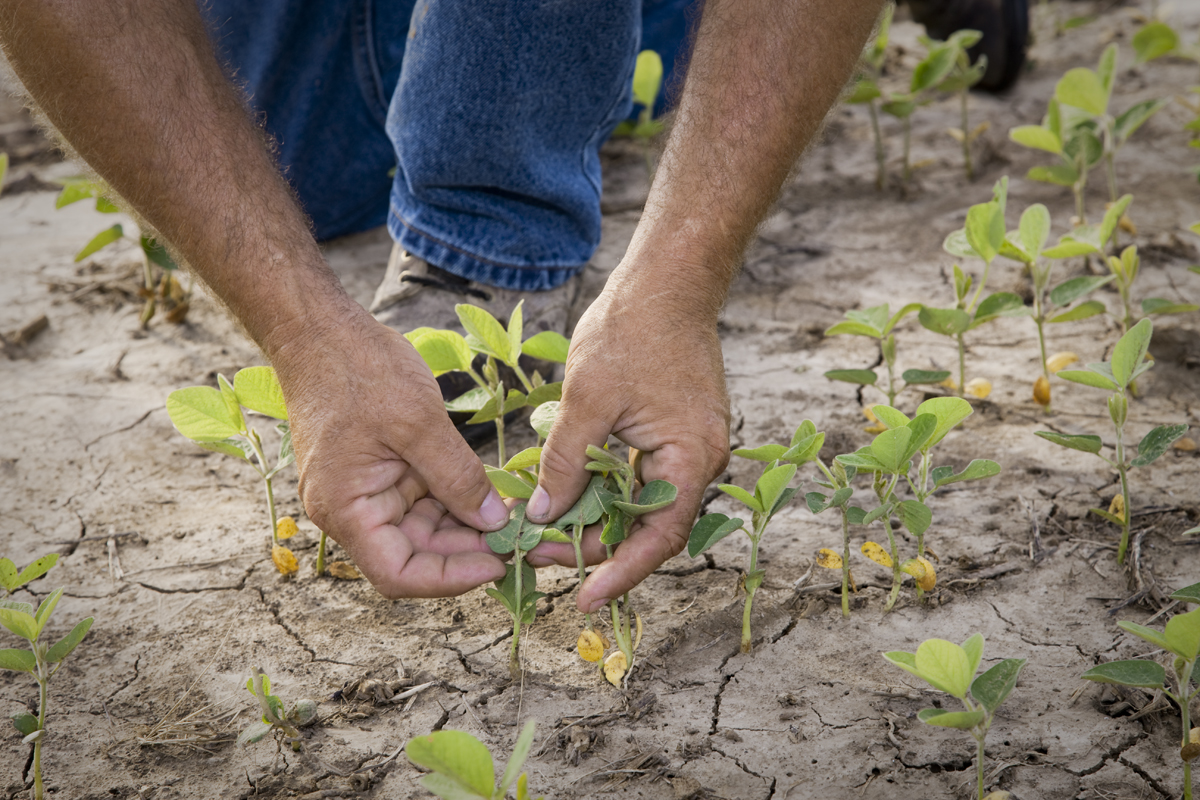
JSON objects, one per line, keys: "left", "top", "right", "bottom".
{"left": 527, "top": 393, "right": 614, "bottom": 524}
{"left": 346, "top": 519, "right": 507, "bottom": 598}
{"left": 402, "top": 498, "right": 497, "bottom": 557}
{"left": 403, "top": 410, "right": 510, "bottom": 533}
{"left": 525, "top": 525, "right": 608, "bottom": 568}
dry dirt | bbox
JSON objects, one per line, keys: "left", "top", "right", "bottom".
{"left": 2, "top": 4, "right": 1200, "bottom": 799}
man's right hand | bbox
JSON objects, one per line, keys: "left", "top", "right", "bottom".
{"left": 271, "top": 308, "right": 511, "bottom": 598}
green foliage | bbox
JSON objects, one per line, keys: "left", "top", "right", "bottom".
{"left": 239, "top": 669, "right": 319, "bottom": 750}
{"left": 824, "top": 303, "right": 941, "bottom": 404}
{"left": 406, "top": 721, "right": 542, "bottom": 800}
{"left": 885, "top": 635, "right": 1025, "bottom": 800}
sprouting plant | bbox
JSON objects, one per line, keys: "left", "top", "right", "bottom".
{"left": 237, "top": 668, "right": 318, "bottom": 752}
{"left": 1083, "top": 598, "right": 1200, "bottom": 800}
{"left": 165, "top": 366, "right": 316, "bottom": 574}
{"left": 1009, "top": 45, "right": 1167, "bottom": 221}
{"left": 823, "top": 303, "right": 949, "bottom": 405}
{"left": 924, "top": 177, "right": 1024, "bottom": 396}
{"left": 482, "top": 505, "right": 550, "bottom": 682}
{"left": 406, "top": 720, "right": 542, "bottom": 800}
{"left": 884, "top": 635, "right": 1026, "bottom": 800}
{"left": 1132, "top": 16, "right": 1200, "bottom": 65}
{"left": 1, "top": 554, "right": 94, "bottom": 800}
{"left": 846, "top": 2, "right": 894, "bottom": 190}
{"left": 687, "top": 421, "right": 821, "bottom": 650}
{"left": 932, "top": 30, "right": 989, "bottom": 180}
{"left": 1035, "top": 318, "right": 1189, "bottom": 564}
{"left": 806, "top": 452, "right": 859, "bottom": 618}
{"left": 837, "top": 398, "right": 1000, "bottom": 610}
{"left": 406, "top": 301, "right": 569, "bottom": 469}
{"left": 54, "top": 177, "right": 191, "bottom": 327}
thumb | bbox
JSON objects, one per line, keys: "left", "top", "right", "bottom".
{"left": 527, "top": 398, "right": 613, "bottom": 523}
{"left": 406, "top": 417, "right": 510, "bottom": 533}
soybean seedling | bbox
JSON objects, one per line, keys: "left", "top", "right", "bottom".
{"left": 925, "top": 177, "right": 1024, "bottom": 396}
{"left": 238, "top": 668, "right": 318, "bottom": 752}
{"left": 1083, "top": 602, "right": 1200, "bottom": 800}
{"left": 805, "top": 449, "right": 860, "bottom": 618}
{"left": 824, "top": 303, "right": 949, "bottom": 404}
{"left": 838, "top": 398, "right": 1001, "bottom": 609}
{"left": 165, "top": 366, "right": 315, "bottom": 574}
{"left": 406, "top": 720, "right": 542, "bottom": 800}
{"left": 1009, "top": 45, "right": 1167, "bottom": 220}
{"left": 1, "top": 554, "right": 94, "bottom": 800}
{"left": 846, "top": 2, "right": 894, "bottom": 190}
{"left": 688, "top": 421, "right": 821, "bottom": 650}
{"left": 930, "top": 30, "right": 989, "bottom": 180}
{"left": 1035, "top": 318, "right": 1189, "bottom": 564}
{"left": 55, "top": 177, "right": 190, "bottom": 327}
{"left": 407, "top": 301, "right": 569, "bottom": 469}
{"left": 884, "top": 635, "right": 1026, "bottom": 800}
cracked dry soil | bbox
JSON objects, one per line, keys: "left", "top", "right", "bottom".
{"left": 2, "top": 5, "right": 1200, "bottom": 799}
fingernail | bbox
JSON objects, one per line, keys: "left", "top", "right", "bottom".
{"left": 587, "top": 597, "right": 611, "bottom": 614}
{"left": 481, "top": 490, "right": 509, "bottom": 530}
{"left": 527, "top": 486, "right": 550, "bottom": 521}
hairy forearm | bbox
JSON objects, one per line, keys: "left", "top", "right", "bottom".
{"left": 0, "top": 0, "right": 356, "bottom": 360}
{"left": 619, "top": 0, "right": 884, "bottom": 316}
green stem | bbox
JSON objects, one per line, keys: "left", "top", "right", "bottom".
{"left": 1184, "top": 672, "right": 1194, "bottom": 800}
{"left": 966, "top": 261, "right": 992, "bottom": 315}
{"left": 742, "top": 533, "right": 761, "bottom": 653}
{"left": 316, "top": 531, "right": 327, "bottom": 576}
{"left": 246, "top": 430, "right": 278, "bottom": 544}
{"left": 956, "top": 333, "right": 967, "bottom": 396}
{"left": 495, "top": 415, "right": 506, "bottom": 471}
{"left": 509, "top": 549, "right": 524, "bottom": 681}
{"left": 884, "top": 347, "right": 897, "bottom": 406}
{"left": 869, "top": 99, "right": 886, "bottom": 190}
{"left": 877, "top": 474, "right": 902, "bottom": 612}
{"left": 840, "top": 508, "right": 851, "bottom": 618}
{"left": 1114, "top": 419, "right": 1132, "bottom": 565}
{"left": 975, "top": 733, "right": 986, "bottom": 800}
{"left": 33, "top": 655, "right": 47, "bottom": 800}
{"left": 960, "top": 89, "right": 973, "bottom": 181}
{"left": 512, "top": 363, "right": 535, "bottom": 394}
{"left": 1074, "top": 179, "right": 1086, "bottom": 224}
{"left": 1104, "top": 143, "right": 1118, "bottom": 203}
{"left": 572, "top": 524, "right": 592, "bottom": 630}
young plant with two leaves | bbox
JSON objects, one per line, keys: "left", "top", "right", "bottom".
{"left": 1035, "top": 319, "right": 1189, "bottom": 564}
{"left": 238, "top": 668, "right": 319, "bottom": 752}
{"left": 924, "top": 177, "right": 1024, "bottom": 397}
{"left": 884, "top": 635, "right": 1026, "bottom": 800}
{"left": 1, "top": 554, "right": 94, "bottom": 800}
{"left": 845, "top": 2, "right": 894, "bottom": 190}
{"left": 823, "top": 303, "right": 949, "bottom": 405}
{"left": 805, "top": 448, "right": 861, "bottom": 619}
{"left": 406, "top": 720, "right": 542, "bottom": 800}
{"left": 165, "top": 366, "right": 314, "bottom": 574}
{"left": 687, "top": 421, "right": 823, "bottom": 649}
{"left": 1009, "top": 45, "right": 1167, "bottom": 221}
{"left": 55, "top": 177, "right": 190, "bottom": 327}
{"left": 406, "top": 301, "right": 568, "bottom": 469}
{"left": 836, "top": 398, "right": 1001, "bottom": 610}
{"left": 1083, "top": 595, "right": 1200, "bottom": 800}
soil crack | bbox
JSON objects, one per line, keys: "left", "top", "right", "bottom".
{"left": 709, "top": 743, "right": 777, "bottom": 797}
{"left": 256, "top": 587, "right": 316, "bottom": 662}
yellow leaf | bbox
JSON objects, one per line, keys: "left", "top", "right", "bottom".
{"left": 1046, "top": 352, "right": 1079, "bottom": 373}
{"left": 946, "top": 127, "right": 966, "bottom": 143}
{"left": 861, "top": 541, "right": 893, "bottom": 568}
{"left": 1033, "top": 375, "right": 1051, "bottom": 407}
{"left": 968, "top": 121, "right": 991, "bottom": 141}
{"left": 862, "top": 405, "right": 879, "bottom": 423}
{"left": 1108, "top": 494, "right": 1126, "bottom": 521}
{"left": 1174, "top": 437, "right": 1196, "bottom": 452}
{"left": 275, "top": 516, "right": 299, "bottom": 540}
{"left": 940, "top": 376, "right": 958, "bottom": 390}
{"left": 603, "top": 651, "right": 628, "bottom": 687}
{"left": 965, "top": 378, "right": 992, "bottom": 399}
{"left": 272, "top": 545, "right": 299, "bottom": 575}
{"left": 902, "top": 557, "right": 937, "bottom": 591}
{"left": 577, "top": 629, "right": 604, "bottom": 663}
{"left": 816, "top": 548, "right": 843, "bottom": 569}
{"left": 328, "top": 561, "right": 361, "bottom": 580}
{"left": 1119, "top": 214, "right": 1137, "bottom": 235}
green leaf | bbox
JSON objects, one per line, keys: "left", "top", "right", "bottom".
{"left": 871, "top": 405, "right": 910, "bottom": 430}
{"left": 456, "top": 304, "right": 516, "bottom": 365}
{"left": 688, "top": 514, "right": 745, "bottom": 557}
{"left": 216, "top": 374, "right": 246, "bottom": 436}
{"left": 918, "top": 307, "right": 971, "bottom": 337}
{"left": 870, "top": 427, "right": 915, "bottom": 474}
{"left": 824, "top": 369, "right": 878, "bottom": 386}
{"left": 612, "top": 480, "right": 677, "bottom": 516}
{"left": 912, "top": 45, "right": 957, "bottom": 92}
{"left": 1143, "top": 298, "right": 1200, "bottom": 315}
{"left": 733, "top": 444, "right": 788, "bottom": 462}
{"left": 167, "top": 386, "right": 244, "bottom": 442}
{"left": 1056, "top": 369, "right": 1118, "bottom": 391}
{"left": 1114, "top": 98, "right": 1168, "bottom": 144}
{"left": 502, "top": 447, "right": 543, "bottom": 472}
{"left": 237, "top": 720, "right": 275, "bottom": 747}
{"left": 584, "top": 444, "right": 626, "bottom": 471}
{"left": 1082, "top": 659, "right": 1166, "bottom": 689}
{"left": 897, "top": 500, "right": 932, "bottom": 537}
{"left": 781, "top": 430, "right": 825, "bottom": 465}
{"left": 754, "top": 463, "right": 797, "bottom": 514}
{"left": 486, "top": 467, "right": 535, "bottom": 500}
{"left": 1028, "top": 164, "right": 1080, "bottom": 188}
{"left": 880, "top": 97, "right": 917, "bottom": 119}
{"left": 406, "top": 729, "right": 495, "bottom": 798}
{"left": 1090, "top": 507, "right": 1124, "bottom": 526}
{"left": 915, "top": 397, "right": 973, "bottom": 449}
{"left": 94, "top": 197, "right": 120, "bottom": 213}
{"left": 914, "top": 638, "right": 974, "bottom": 699}
{"left": 0, "top": 649, "right": 35, "bottom": 672}
{"left": 835, "top": 451, "right": 886, "bottom": 472}
{"left": 74, "top": 224, "right": 124, "bottom": 262}
{"left": 538, "top": 528, "right": 570, "bottom": 544}
{"left": 0, "top": 607, "right": 39, "bottom": 641}
{"left": 965, "top": 200, "right": 1005, "bottom": 264}
{"left": 1049, "top": 276, "right": 1114, "bottom": 307}
{"left": 1017, "top": 204, "right": 1051, "bottom": 260}
{"left": 10, "top": 555, "right": 58, "bottom": 592}
{"left": 196, "top": 437, "right": 252, "bottom": 461}
{"left": 1055, "top": 66, "right": 1107, "bottom": 115}
{"left": 445, "top": 386, "right": 491, "bottom": 414}
{"left": 521, "top": 331, "right": 570, "bottom": 363}
{"left": 902, "top": 414, "right": 938, "bottom": 462}
{"left": 846, "top": 77, "right": 882, "bottom": 104}
{"left": 918, "top": 708, "right": 986, "bottom": 729}
{"left": 1165, "top": 607, "right": 1200, "bottom": 660}
{"left": 506, "top": 302, "right": 524, "bottom": 368}
{"left": 518, "top": 520, "right": 545, "bottom": 552}
{"left": 0, "top": 559, "right": 14, "bottom": 592}
{"left": 901, "top": 369, "right": 951, "bottom": 385}
{"left": 972, "top": 292, "right": 1026, "bottom": 327}
{"left": 486, "top": 505, "right": 527, "bottom": 554}
{"left": 1173, "top": 583, "right": 1200, "bottom": 604}
{"left": 1111, "top": 318, "right": 1153, "bottom": 388}
{"left": 1117, "top": 620, "right": 1173, "bottom": 653}
{"left": 410, "top": 329, "right": 474, "bottom": 377}
{"left": 882, "top": 650, "right": 920, "bottom": 680}
{"left": 600, "top": 512, "right": 629, "bottom": 546}
{"left": 525, "top": 382, "right": 562, "bottom": 407}
{"left": 1009, "top": 125, "right": 1062, "bottom": 155}
{"left": 933, "top": 459, "right": 1001, "bottom": 488}
{"left": 466, "top": 389, "right": 527, "bottom": 425}
{"left": 883, "top": 303, "right": 923, "bottom": 335}
{"left": 718, "top": 483, "right": 762, "bottom": 513}
{"left": 554, "top": 476, "right": 614, "bottom": 529}
{"left": 824, "top": 321, "right": 882, "bottom": 338}
{"left": 961, "top": 633, "right": 985, "bottom": 678}
{"left": 971, "top": 658, "right": 1026, "bottom": 712}
{"left": 1047, "top": 300, "right": 1106, "bottom": 323}
{"left": 140, "top": 236, "right": 178, "bottom": 271}
{"left": 1132, "top": 424, "right": 1189, "bottom": 467}
{"left": 528, "top": 400, "right": 559, "bottom": 440}
{"left": 943, "top": 229, "right": 978, "bottom": 260}
{"left": 1133, "top": 22, "right": 1179, "bottom": 63}
{"left": 11, "top": 712, "right": 38, "bottom": 735}
{"left": 55, "top": 177, "right": 101, "bottom": 208}
{"left": 1034, "top": 431, "right": 1103, "bottom": 454}
{"left": 33, "top": 588, "right": 62, "bottom": 636}
{"left": 498, "top": 720, "right": 537, "bottom": 798}
{"left": 45, "top": 617, "right": 93, "bottom": 662}
{"left": 632, "top": 49, "right": 663, "bottom": 109}
{"left": 232, "top": 366, "right": 288, "bottom": 421}
{"left": 1100, "top": 196, "right": 1133, "bottom": 246}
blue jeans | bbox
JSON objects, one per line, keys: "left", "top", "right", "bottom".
{"left": 201, "top": 0, "right": 696, "bottom": 290}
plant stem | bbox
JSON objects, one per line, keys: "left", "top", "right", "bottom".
{"left": 869, "top": 100, "right": 886, "bottom": 190}
{"left": 960, "top": 89, "right": 973, "bottom": 181}
{"left": 884, "top": 348, "right": 897, "bottom": 406}
{"left": 495, "top": 415, "right": 506, "bottom": 471}
{"left": 572, "top": 524, "right": 593, "bottom": 630}
{"left": 263, "top": 476, "right": 278, "bottom": 545}
{"left": 840, "top": 509, "right": 851, "bottom": 618}
{"left": 956, "top": 333, "right": 967, "bottom": 396}
{"left": 139, "top": 252, "right": 156, "bottom": 329}
{"left": 512, "top": 363, "right": 535, "bottom": 394}
{"left": 876, "top": 474, "right": 902, "bottom": 611}
{"left": 315, "top": 531, "right": 326, "bottom": 575}
{"left": 1104, "top": 146, "right": 1118, "bottom": 203}
{"left": 33, "top": 653, "right": 47, "bottom": 800}
{"left": 246, "top": 430, "right": 279, "bottom": 543}
{"left": 742, "top": 533, "right": 761, "bottom": 653}
{"left": 509, "top": 550, "right": 524, "bottom": 681}
{"left": 975, "top": 733, "right": 986, "bottom": 800}
{"left": 1073, "top": 180, "right": 1086, "bottom": 224}
{"left": 1183, "top": 672, "right": 1194, "bottom": 800}
{"left": 1114, "top": 418, "right": 1132, "bottom": 565}
{"left": 902, "top": 117, "right": 912, "bottom": 184}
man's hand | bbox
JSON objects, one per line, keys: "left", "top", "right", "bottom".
{"left": 524, "top": 273, "right": 731, "bottom": 612}
{"left": 273, "top": 309, "right": 511, "bottom": 598}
